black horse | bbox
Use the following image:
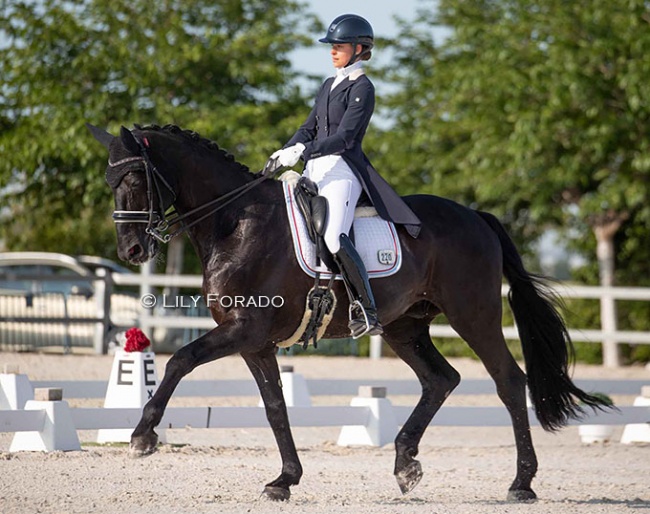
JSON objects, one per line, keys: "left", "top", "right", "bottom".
{"left": 88, "top": 123, "right": 609, "bottom": 502}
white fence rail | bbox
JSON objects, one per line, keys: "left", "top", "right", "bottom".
{"left": 2, "top": 404, "right": 647, "bottom": 434}
{"left": 28, "top": 378, "right": 650, "bottom": 427}
{"left": 2, "top": 268, "right": 650, "bottom": 366}
{"left": 1, "top": 376, "right": 648, "bottom": 452}
{"left": 29, "top": 378, "right": 650, "bottom": 398}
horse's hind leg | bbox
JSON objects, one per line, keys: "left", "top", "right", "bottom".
{"left": 449, "top": 311, "right": 538, "bottom": 501}
{"left": 382, "top": 316, "right": 461, "bottom": 495}
{"left": 241, "top": 346, "right": 302, "bottom": 501}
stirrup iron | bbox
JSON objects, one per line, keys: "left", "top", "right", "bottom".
{"left": 348, "top": 300, "right": 372, "bottom": 339}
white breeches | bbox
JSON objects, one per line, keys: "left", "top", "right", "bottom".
{"left": 305, "top": 155, "right": 362, "bottom": 253}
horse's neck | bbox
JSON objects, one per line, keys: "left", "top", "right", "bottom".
{"left": 147, "top": 131, "right": 251, "bottom": 212}
{"left": 181, "top": 172, "right": 284, "bottom": 270}
{"left": 174, "top": 157, "right": 253, "bottom": 211}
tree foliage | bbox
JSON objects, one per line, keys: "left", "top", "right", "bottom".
{"left": 0, "top": 0, "right": 319, "bottom": 256}
{"left": 376, "top": 0, "right": 650, "bottom": 282}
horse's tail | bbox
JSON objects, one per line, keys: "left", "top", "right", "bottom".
{"left": 476, "top": 210, "right": 612, "bottom": 431}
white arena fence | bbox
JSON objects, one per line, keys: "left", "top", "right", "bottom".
{"left": 1, "top": 268, "right": 650, "bottom": 366}
{"left": 0, "top": 374, "right": 648, "bottom": 452}
{"left": 26, "top": 377, "right": 650, "bottom": 399}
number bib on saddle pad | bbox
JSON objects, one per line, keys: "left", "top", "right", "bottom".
{"left": 280, "top": 172, "right": 402, "bottom": 280}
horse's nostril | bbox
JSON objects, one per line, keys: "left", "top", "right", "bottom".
{"left": 128, "top": 244, "right": 142, "bottom": 258}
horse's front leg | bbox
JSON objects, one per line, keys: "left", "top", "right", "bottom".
{"left": 130, "top": 321, "right": 253, "bottom": 457}
{"left": 241, "top": 346, "right": 302, "bottom": 501}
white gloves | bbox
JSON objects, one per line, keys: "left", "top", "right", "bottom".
{"left": 270, "top": 143, "right": 305, "bottom": 168}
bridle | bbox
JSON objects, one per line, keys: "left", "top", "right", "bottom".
{"left": 108, "top": 139, "right": 269, "bottom": 243}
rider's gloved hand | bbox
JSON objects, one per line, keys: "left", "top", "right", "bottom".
{"left": 261, "top": 156, "right": 282, "bottom": 177}
{"left": 269, "top": 143, "right": 305, "bottom": 168}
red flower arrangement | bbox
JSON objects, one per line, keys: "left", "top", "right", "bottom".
{"left": 123, "top": 327, "right": 151, "bottom": 352}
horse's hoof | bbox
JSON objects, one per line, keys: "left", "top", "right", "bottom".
{"left": 507, "top": 488, "right": 537, "bottom": 502}
{"left": 262, "top": 485, "right": 291, "bottom": 502}
{"left": 129, "top": 432, "right": 158, "bottom": 458}
{"left": 396, "top": 460, "right": 423, "bottom": 495}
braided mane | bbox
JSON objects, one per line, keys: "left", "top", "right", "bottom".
{"left": 133, "top": 123, "right": 250, "bottom": 174}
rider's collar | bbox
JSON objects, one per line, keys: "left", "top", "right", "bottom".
{"left": 336, "top": 60, "right": 364, "bottom": 80}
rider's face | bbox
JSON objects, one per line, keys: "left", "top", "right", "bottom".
{"left": 330, "top": 43, "right": 361, "bottom": 68}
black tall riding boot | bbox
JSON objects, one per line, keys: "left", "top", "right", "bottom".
{"left": 333, "top": 234, "right": 383, "bottom": 338}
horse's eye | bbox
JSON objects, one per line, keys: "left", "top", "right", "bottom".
{"left": 125, "top": 173, "right": 144, "bottom": 188}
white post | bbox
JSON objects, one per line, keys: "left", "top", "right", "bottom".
{"left": 93, "top": 268, "right": 111, "bottom": 355}
{"left": 369, "top": 335, "right": 383, "bottom": 360}
{"left": 139, "top": 261, "right": 154, "bottom": 338}
{"left": 280, "top": 365, "right": 311, "bottom": 407}
{"left": 621, "top": 386, "right": 650, "bottom": 444}
{"left": 0, "top": 365, "right": 34, "bottom": 410}
{"left": 259, "top": 365, "right": 311, "bottom": 407}
{"left": 600, "top": 286, "right": 619, "bottom": 368}
{"left": 337, "top": 386, "right": 398, "bottom": 447}
{"left": 10, "top": 388, "right": 81, "bottom": 452}
{"left": 595, "top": 221, "right": 621, "bottom": 367}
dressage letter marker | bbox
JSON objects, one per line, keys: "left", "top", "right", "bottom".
{"left": 97, "top": 350, "right": 164, "bottom": 444}
{"left": 144, "top": 359, "right": 156, "bottom": 386}
{"left": 117, "top": 360, "right": 134, "bottom": 385}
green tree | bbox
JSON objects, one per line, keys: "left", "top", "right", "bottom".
{"left": 378, "top": 0, "right": 650, "bottom": 274}
{"left": 0, "top": 0, "right": 319, "bottom": 257}
{"left": 376, "top": 0, "right": 650, "bottom": 364}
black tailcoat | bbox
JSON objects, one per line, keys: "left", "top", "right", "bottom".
{"left": 286, "top": 74, "right": 421, "bottom": 238}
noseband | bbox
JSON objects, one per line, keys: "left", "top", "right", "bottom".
{"left": 108, "top": 155, "right": 158, "bottom": 224}
{"left": 108, "top": 147, "right": 174, "bottom": 241}
{"left": 108, "top": 141, "right": 267, "bottom": 243}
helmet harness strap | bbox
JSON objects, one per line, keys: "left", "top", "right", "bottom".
{"left": 346, "top": 41, "right": 370, "bottom": 67}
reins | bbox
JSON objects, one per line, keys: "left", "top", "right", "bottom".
{"left": 108, "top": 142, "right": 269, "bottom": 243}
{"left": 158, "top": 174, "right": 268, "bottom": 242}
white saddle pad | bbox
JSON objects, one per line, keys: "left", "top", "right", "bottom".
{"left": 281, "top": 172, "right": 402, "bottom": 280}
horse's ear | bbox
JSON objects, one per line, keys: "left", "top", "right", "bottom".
{"left": 85, "top": 123, "right": 115, "bottom": 150}
{"left": 120, "top": 125, "right": 141, "bottom": 155}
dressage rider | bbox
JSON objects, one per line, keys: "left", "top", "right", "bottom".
{"left": 269, "top": 14, "right": 421, "bottom": 338}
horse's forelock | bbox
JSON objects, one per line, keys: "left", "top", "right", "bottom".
{"left": 104, "top": 135, "right": 142, "bottom": 188}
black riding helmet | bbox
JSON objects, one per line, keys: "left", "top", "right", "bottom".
{"left": 319, "top": 14, "right": 374, "bottom": 66}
